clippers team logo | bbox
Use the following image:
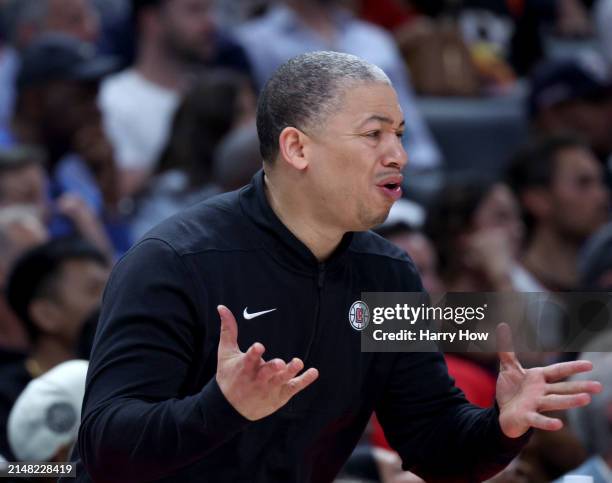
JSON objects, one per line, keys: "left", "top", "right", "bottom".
{"left": 349, "top": 301, "right": 370, "bottom": 331}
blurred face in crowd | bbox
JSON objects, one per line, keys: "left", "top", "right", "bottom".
{"left": 34, "top": 259, "right": 109, "bottom": 345}
{"left": 46, "top": 0, "right": 100, "bottom": 44}
{"left": 542, "top": 98, "right": 612, "bottom": 157}
{"left": 0, "top": 164, "right": 48, "bottom": 219}
{"left": 547, "top": 146, "right": 610, "bottom": 239}
{"left": 388, "top": 231, "right": 443, "bottom": 293}
{"left": 472, "top": 183, "right": 524, "bottom": 257}
{"left": 32, "top": 80, "right": 101, "bottom": 147}
{"left": 299, "top": 82, "right": 407, "bottom": 231}
{"left": 156, "top": 0, "right": 216, "bottom": 63}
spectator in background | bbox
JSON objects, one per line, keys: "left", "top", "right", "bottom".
{"left": 234, "top": 0, "right": 442, "bottom": 172}
{"left": 594, "top": 0, "right": 612, "bottom": 66}
{"left": 8, "top": 359, "right": 88, "bottom": 467}
{"left": 0, "top": 0, "right": 101, "bottom": 127}
{"left": 425, "top": 176, "right": 528, "bottom": 292}
{"left": 131, "top": 69, "right": 256, "bottom": 240}
{"left": 554, "top": 349, "right": 612, "bottom": 483}
{"left": 99, "top": 0, "right": 252, "bottom": 199}
{"left": 0, "top": 143, "right": 114, "bottom": 260}
{"left": 374, "top": 199, "right": 443, "bottom": 294}
{"left": 506, "top": 135, "right": 610, "bottom": 291}
{"left": 528, "top": 57, "right": 612, "bottom": 179}
{"left": 0, "top": 206, "right": 48, "bottom": 351}
{"left": 0, "top": 237, "right": 109, "bottom": 461}
{"left": 579, "top": 221, "right": 612, "bottom": 290}
{"left": 11, "top": 34, "right": 130, "bottom": 257}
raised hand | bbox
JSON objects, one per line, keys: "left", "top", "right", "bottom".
{"left": 215, "top": 305, "right": 319, "bottom": 421}
{"left": 495, "top": 323, "right": 602, "bottom": 438}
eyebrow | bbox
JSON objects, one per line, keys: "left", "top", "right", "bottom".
{"left": 359, "top": 115, "right": 405, "bottom": 129}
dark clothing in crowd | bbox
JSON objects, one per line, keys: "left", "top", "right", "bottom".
{"left": 69, "top": 171, "right": 529, "bottom": 482}
{"left": 0, "top": 350, "right": 31, "bottom": 461}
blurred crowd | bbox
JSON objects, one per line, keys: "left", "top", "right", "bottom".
{"left": 0, "top": 0, "right": 611, "bottom": 482}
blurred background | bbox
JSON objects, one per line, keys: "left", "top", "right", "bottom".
{"left": 0, "top": 0, "right": 611, "bottom": 481}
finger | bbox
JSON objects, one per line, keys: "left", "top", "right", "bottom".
{"left": 526, "top": 412, "right": 563, "bottom": 431}
{"left": 268, "top": 358, "right": 304, "bottom": 386}
{"left": 543, "top": 360, "right": 593, "bottom": 382}
{"left": 255, "top": 358, "right": 286, "bottom": 383}
{"left": 546, "top": 380, "right": 602, "bottom": 395}
{"left": 281, "top": 368, "right": 319, "bottom": 399}
{"left": 538, "top": 393, "right": 591, "bottom": 412}
{"left": 496, "top": 323, "right": 519, "bottom": 369}
{"left": 218, "top": 305, "right": 240, "bottom": 356}
{"left": 243, "top": 342, "right": 266, "bottom": 375}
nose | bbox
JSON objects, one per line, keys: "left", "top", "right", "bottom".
{"left": 382, "top": 134, "right": 408, "bottom": 170}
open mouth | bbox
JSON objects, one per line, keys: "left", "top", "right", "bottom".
{"left": 383, "top": 182, "right": 400, "bottom": 190}
{"left": 377, "top": 181, "right": 402, "bottom": 200}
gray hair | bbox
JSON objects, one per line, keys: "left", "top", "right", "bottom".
{"left": 256, "top": 51, "right": 391, "bottom": 163}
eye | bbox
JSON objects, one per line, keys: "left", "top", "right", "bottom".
{"left": 365, "top": 130, "right": 381, "bottom": 139}
{"left": 396, "top": 131, "right": 405, "bottom": 140}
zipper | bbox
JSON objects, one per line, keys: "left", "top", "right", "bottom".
{"left": 303, "top": 262, "right": 326, "bottom": 364}
{"left": 289, "top": 263, "right": 325, "bottom": 413}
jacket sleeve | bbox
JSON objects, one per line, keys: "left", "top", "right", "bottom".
{"left": 375, "top": 351, "right": 530, "bottom": 482}
{"left": 77, "top": 238, "right": 250, "bottom": 482}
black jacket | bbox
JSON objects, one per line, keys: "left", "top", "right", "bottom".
{"left": 70, "top": 171, "right": 528, "bottom": 482}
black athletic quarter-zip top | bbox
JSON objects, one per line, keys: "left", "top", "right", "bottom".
{"left": 68, "top": 170, "right": 529, "bottom": 483}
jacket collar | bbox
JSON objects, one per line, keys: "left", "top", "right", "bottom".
{"left": 239, "top": 169, "right": 353, "bottom": 274}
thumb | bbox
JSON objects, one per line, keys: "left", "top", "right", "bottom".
{"left": 218, "top": 305, "right": 239, "bottom": 356}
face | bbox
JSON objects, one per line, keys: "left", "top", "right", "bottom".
{"left": 303, "top": 82, "right": 408, "bottom": 231}
{"left": 159, "top": 0, "right": 216, "bottom": 63}
{"left": 473, "top": 183, "right": 524, "bottom": 256}
{"left": 50, "top": 259, "right": 109, "bottom": 343}
{"left": 549, "top": 146, "right": 610, "bottom": 239}
{"left": 46, "top": 0, "right": 100, "bottom": 44}
{"left": 41, "top": 80, "right": 100, "bottom": 144}
{"left": 556, "top": 100, "right": 612, "bottom": 156}
{"left": 389, "top": 231, "right": 443, "bottom": 293}
{"left": 0, "top": 164, "right": 48, "bottom": 219}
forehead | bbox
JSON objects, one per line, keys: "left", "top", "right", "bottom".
{"left": 329, "top": 82, "right": 403, "bottom": 126}
{"left": 555, "top": 146, "right": 600, "bottom": 175}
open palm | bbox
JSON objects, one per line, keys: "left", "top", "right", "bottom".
{"left": 495, "top": 323, "right": 601, "bottom": 438}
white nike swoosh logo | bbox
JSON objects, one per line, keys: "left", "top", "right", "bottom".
{"left": 243, "top": 307, "right": 277, "bottom": 320}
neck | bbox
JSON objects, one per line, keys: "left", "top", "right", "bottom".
{"left": 31, "top": 337, "right": 74, "bottom": 375}
{"left": 522, "top": 226, "right": 581, "bottom": 289}
{"left": 135, "top": 41, "right": 188, "bottom": 91}
{"left": 264, "top": 171, "right": 344, "bottom": 261}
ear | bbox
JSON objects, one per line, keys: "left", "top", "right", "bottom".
{"left": 278, "top": 127, "right": 309, "bottom": 171}
{"left": 29, "top": 299, "right": 63, "bottom": 336}
{"left": 521, "top": 187, "right": 552, "bottom": 221}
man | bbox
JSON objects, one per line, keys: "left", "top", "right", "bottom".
{"left": 12, "top": 34, "right": 130, "bottom": 256}
{"left": 0, "top": 237, "right": 109, "bottom": 461}
{"left": 506, "top": 135, "right": 610, "bottom": 291}
{"left": 527, "top": 57, "right": 612, "bottom": 177}
{"left": 0, "top": 0, "right": 100, "bottom": 127}
{"left": 72, "top": 52, "right": 600, "bottom": 482}
{"left": 0, "top": 205, "right": 48, "bottom": 351}
{"left": 98, "top": 0, "right": 251, "bottom": 197}
{"left": 234, "top": 0, "right": 441, "bottom": 172}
